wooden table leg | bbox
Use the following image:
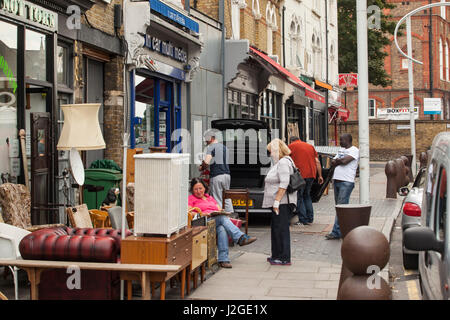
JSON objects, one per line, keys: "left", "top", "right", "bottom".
{"left": 193, "top": 269, "right": 198, "bottom": 289}
{"left": 180, "top": 267, "right": 186, "bottom": 299}
{"left": 25, "top": 267, "right": 42, "bottom": 300}
{"left": 141, "top": 272, "right": 151, "bottom": 300}
{"left": 160, "top": 281, "right": 166, "bottom": 300}
{"left": 186, "top": 265, "right": 191, "bottom": 295}
{"left": 127, "top": 281, "right": 132, "bottom": 300}
{"left": 201, "top": 263, "right": 206, "bottom": 283}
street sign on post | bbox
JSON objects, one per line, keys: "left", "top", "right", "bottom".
{"left": 424, "top": 98, "right": 442, "bottom": 115}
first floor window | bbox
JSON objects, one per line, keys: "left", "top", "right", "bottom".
{"left": 369, "top": 99, "right": 376, "bottom": 118}
{"left": 260, "top": 90, "right": 281, "bottom": 130}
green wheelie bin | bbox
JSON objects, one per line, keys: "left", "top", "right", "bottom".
{"left": 83, "top": 168, "right": 123, "bottom": 210}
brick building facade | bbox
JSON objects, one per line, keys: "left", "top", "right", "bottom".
{"left": 343, "top": 0, "right": 449, "bottom": 121}
{"left": 331, "top": 0, "right": 450, "bottom": 160}
{"left": 194, "top": 0, "right": 283, "bottom": 59}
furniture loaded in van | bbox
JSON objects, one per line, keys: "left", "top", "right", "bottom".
{"left": 211, "top": 119, "right": 337, "bottom": 218}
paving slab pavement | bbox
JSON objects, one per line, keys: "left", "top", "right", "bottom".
{"left": 186, "top": 164, "right": 404, "bottom": 300}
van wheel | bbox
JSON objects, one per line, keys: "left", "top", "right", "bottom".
{"left": 403, "top": 251, "right": 418, "bottom": 270}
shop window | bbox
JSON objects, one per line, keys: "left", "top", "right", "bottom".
{"left": 227, "top": 89, "right": 257, "bottom": 119}
{"left": 25, "top": 29, "right": 47, "bottom": 81}
{"left": 260, "top": 90, "right": 281, "bottom": 130}
{"left": 57, "top": 45, "right": 70, "bottom": 86}
{"left": 0, "top": 20, "right": 18, "bottom": 183}
{"left": 369, "top": 99, "right": 376, "bottom": 118}
{"left": 135, "top": 75, "right": 155, "bottom": 149}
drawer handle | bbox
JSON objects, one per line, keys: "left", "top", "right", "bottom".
{"left": 185, "top": 249, "right": 189, "bottom": 254}
{"left": 173, "top": 242, "right": 177, "bottom": 247}
{"left": 202, "top": 235, "right": 206, "bottom": 239}
{"left": 172, "top": 256, "right": 176, "bottom": 261}
{"left": 195, "top": 240, "right": 199, "bottom": 244}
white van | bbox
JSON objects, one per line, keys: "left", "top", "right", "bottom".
{"left": 404, "top": 131, "right": 450, "bottom": 300}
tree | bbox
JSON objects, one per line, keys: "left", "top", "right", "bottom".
{"left": 338, "top": 0, "right": 400, "bottom": 87}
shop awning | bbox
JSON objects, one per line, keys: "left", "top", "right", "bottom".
{"left": 249, "top": 47, "right": 325, "bottom": 103}
{"left": 328, "top": 107, "right": 350, "bottom": 122}
{"left": 315, "top": 80, "right": 333, "bottom": 91}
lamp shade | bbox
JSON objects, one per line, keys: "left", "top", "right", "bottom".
{"left": 57, "top": 104, "right": 106, "bottom": 150}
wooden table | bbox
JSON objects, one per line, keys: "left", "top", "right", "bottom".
{"left": 0, "top": 259, "right": 180, "bottom": 300}
{"left": 121, "top": 228, "right": 193, "bottom": 299}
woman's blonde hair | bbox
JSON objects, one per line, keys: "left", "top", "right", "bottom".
{"left": 267, "top": 138, "right": 291, "bottom": 161}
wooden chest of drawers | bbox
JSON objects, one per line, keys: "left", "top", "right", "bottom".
{"left": 121, "top": 228, "right": 193, "bottom": 267}
{"left": 191, "top": 226, "right": 207, "bottom": 270}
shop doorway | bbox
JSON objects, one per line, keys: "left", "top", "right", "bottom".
{"left": 134, "top": 74, "right": 181, "bottom": 152}
{"left": 287, "top": 105, "right": 307, "bottom": 142}
{"left": 30, "top": 112, "right": 53, "bottom": 225}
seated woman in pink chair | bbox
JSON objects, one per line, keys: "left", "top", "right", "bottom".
{"left": 188, "top": 178, "right": 256, "bottom": 268}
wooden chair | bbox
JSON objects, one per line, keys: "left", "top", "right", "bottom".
{"left": 222, "top": 189, "right": 250, "bottom": 234}
{"left": 66, "top": 204, "right": 93, "bottom": 228}
{"left": 0, "top": 183, "right": 64, "bottom": 232}
{"left": 0, "top": 290, "right": 7, "bottom": 300}
{"left": 89, "top": 209, "right": 111, "bottom": 228}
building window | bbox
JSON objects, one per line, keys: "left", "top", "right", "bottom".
{"left": 0, "top": 20, "right": 18, "bottom": 183}
{"left": 369, "top": 99, "right": 376, "bottom": 118}
{"left": 441, "top": 0, "right": 447, "bottom": 20}
{"left": 312, "top": 32, "right": 322, "bottom": 79}
{"left": 227, "top": 89, "right": 257, "bottom": 119}
{"left": 260, "top": 90, "right": 281, "bottom": 130}
{"left": 25, "top": 29, "right": 47, "bottom": 82}
{"left": 266, "top": 2, "right": 277, "bottom": 55}
{"left": 439, "top": 38, "right": 444, "bottom": 80}
{"left": 289, "top": 15, "right": 303, "bottom": 69}
{"left": 445, "top": 41, "right": 449, "bottom": 81}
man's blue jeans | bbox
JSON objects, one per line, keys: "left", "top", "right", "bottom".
{"left": 296, "top": 178, "right": 315, "bottom": 223}
{"left": 213, "top": 215, "right": 245, "bottom": 263}
{"left": 330, "top": 180, "right": 355, "bottom": 238}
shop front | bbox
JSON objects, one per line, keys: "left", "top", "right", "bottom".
{"left": 0, "top": 0, "right": 69, "bottom": 224}
{"left": 125, "top": 0, "right": 202, "bottom": 152}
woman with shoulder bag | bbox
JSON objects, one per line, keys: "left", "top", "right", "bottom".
{"left": 262, "top": 138, "right": 297, "bottom": 266}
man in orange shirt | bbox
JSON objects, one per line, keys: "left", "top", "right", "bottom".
{"left": 288, "top": 136, "right": 323, "bottom": 225}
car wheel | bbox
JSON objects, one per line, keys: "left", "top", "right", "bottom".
{"left": 403, "top": 250, "right": 418, "bottom": 270}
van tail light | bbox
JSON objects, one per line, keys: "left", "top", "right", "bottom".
{"left": 403, "top": 202, "right": 421, "bottom": 217}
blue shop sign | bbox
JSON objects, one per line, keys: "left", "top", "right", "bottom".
{"left": 149, "top": 0, "right": 199, "bottom": 33}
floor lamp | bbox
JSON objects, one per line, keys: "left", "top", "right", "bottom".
{"left": 56, "top": 104, "right": 106, "bottom": 207}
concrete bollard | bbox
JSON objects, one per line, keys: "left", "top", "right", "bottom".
{"left": 337, "top": 226, "right": 391, "bottom": 300}
{"left": 335, "top": 204, "right": 372, "bottom": 293}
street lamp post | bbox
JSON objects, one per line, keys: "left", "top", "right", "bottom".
{"left": 357, "top": 0, "right": 370, "bottom": 205}
{"left": 394, "top": 2, "right": 450, "bottom": 177}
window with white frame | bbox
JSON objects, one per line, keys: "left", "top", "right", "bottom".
{"left": 266, "top": 2, "right": 277, "bottom": 55}
{"left": 369, "top": 99, "right": 376, "bottom": 118}
{"left": 312, "top": 32, "right": 322, "bottom": 79}
{"left": 446, "top": 41, "right": 449, "bottom": 81}
{"left": 252, "top": 0, "right": 261, "bottom": 19}
{"left": 439, "top": 38, "right": 444, "bottom": 80}
{"left": 441, "top": 0, "right": 447, "bottom": 20}
{"left": 289, "top": 15, "right": 302, "bottom": 68}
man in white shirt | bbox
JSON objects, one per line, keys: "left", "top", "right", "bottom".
{"left": 325, "top": 133, "right": 360, "bottom": 240}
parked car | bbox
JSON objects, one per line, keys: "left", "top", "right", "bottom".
{"left": 404, "top": 132, "right": 450, "bottom": 300}
{"left": 400, "top": 167, "right": 426, "bottom": 269}
{"left": 210, "top": 119, "right": 335, "bottom": 218}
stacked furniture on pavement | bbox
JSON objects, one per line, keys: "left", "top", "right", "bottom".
{"left": 19, "top": 226, "right": 132, "bottom": 299}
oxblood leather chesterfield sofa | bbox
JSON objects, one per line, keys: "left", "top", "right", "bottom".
{"left": 19, "top": 226, "right": 132, "bottom": 300}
